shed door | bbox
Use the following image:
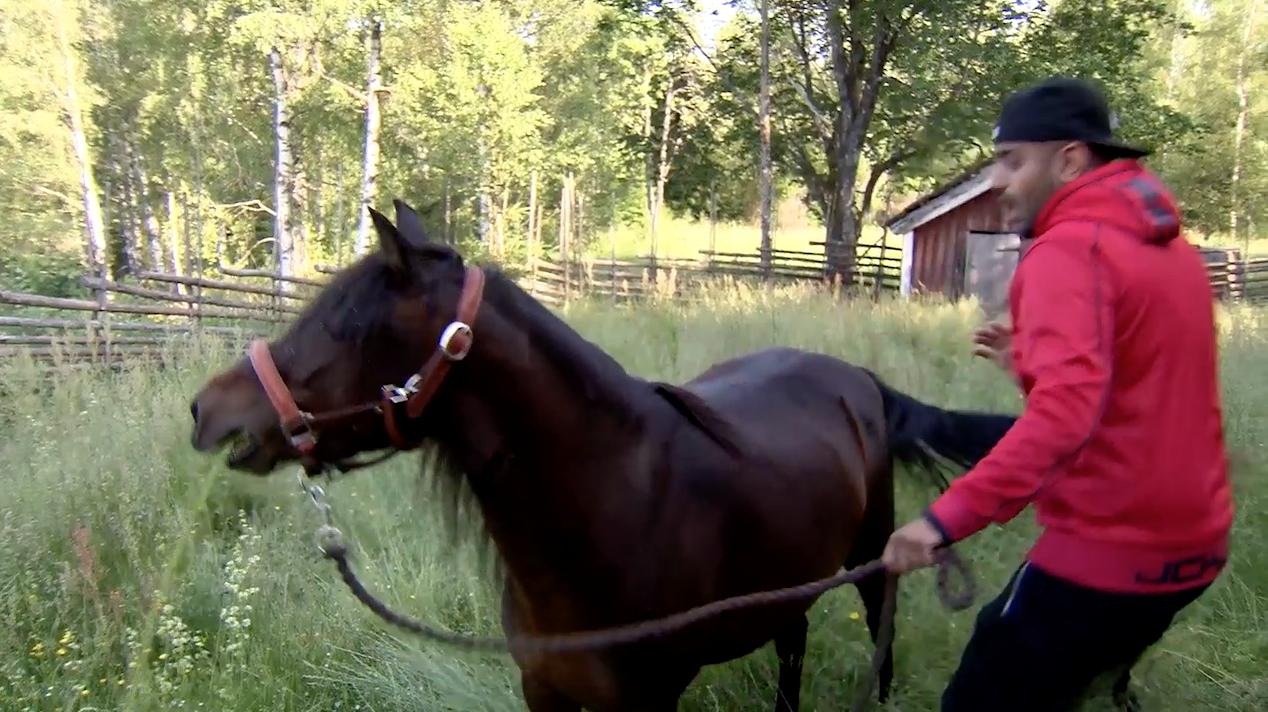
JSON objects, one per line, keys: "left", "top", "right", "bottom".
{"left": 964, "top": 231, "right": 1020, "bottom": 318}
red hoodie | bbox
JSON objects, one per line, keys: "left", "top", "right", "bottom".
{"left": 926, "top": 159, "right": 1234, "bottom": 594}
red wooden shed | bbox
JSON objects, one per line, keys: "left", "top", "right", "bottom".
{"left": 884, "top": 161, "right": 1020, "bottom": 314}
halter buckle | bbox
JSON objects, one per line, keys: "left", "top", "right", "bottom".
{"left": 283, "top": 416, "right": 317, "bottom": 450}
{"left": 438, "top": 321, "right": 473, "bottom": 361}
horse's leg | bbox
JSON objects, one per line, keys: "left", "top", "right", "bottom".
{"left": 846, "top": 462, "right": 896, "bottom": 703}
{"left": 609, "top": 672, "right": 691, "bottom": 712}
{"left": 1111, "top": 659, "right": 1143, "bottom": 712}
{"left": 521, "top": 673, "right": 580, "bottom": 712}
{"left": 773, "top": 614, "right": 809, "bottom": 712}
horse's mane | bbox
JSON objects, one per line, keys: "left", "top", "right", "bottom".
{"left": 397, "top": 266, "right": 749, "bottom": 574}
{"left": 410, "top": 265, "right": 647, "bottom": 574}
{"left": 290, "top": 253, "right": 402, "bottom": 342}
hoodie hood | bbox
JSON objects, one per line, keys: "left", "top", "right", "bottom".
{"left": 1031, "top": 159, "right": 1181, "bottom": 245}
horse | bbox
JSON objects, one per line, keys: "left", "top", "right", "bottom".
{"left": 188, "top": 199, "right": 1017, "bottom": 711}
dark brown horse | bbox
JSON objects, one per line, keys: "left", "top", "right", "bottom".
{"left": 189, "top": 200, "right": 1015, "bottom": 711}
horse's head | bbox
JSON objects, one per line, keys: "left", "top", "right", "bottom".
{"left": 189, "top": 199, "right": 484, "bottom": 475}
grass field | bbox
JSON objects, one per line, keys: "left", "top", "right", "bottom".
{"left": 586, "top": 209, "right": 1268, "bottom": 262}
{"left": 1, "top": 285, "right": 1266, "bottom": 711}
{"left": 582, "top": 211, "right": 898, "bottom": 261}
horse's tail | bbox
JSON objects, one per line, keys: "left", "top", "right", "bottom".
{"left": 866, "top": 370, "right": 1017, "bottom": 492}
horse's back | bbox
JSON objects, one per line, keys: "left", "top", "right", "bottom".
{"left": 656, "top": 346, "right": 887, "bottom": 556}
{"left": 623, "top": 347, "right": 889, "bottom": 661}
{"left": 680, "top": 346, "right": 884, "bottom": 448}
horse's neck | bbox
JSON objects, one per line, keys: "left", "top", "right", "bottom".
{"left": 432, "top": 279, "right": 653, "bottom": 609}
{"left": 445, "top": 274, "right": 645, "bottom": 444}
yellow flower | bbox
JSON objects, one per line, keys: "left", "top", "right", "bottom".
{"left": 56, "top": 647, "right": 68, "bottom": 656}
{"left": 81, "top": 690, "right": 90, "bottom": 697}
{"left": 848, "top": 611, "right": 861, "bottom": 622}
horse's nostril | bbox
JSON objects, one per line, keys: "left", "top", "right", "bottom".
{"left": 190, "top": 401, "right": 200, "bottom": 423}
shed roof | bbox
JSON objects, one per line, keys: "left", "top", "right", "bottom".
{"left": 884, "top": 159, "right": 994, "bottom": 234}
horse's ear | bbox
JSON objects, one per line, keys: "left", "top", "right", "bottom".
{"left": 393, "top": 199, "right": 431, "bottom": 248}
{"left": 393, "top": 197, "right": 460, "bottom": 262}
{"left": 368, "top": 206, "right": 409, "bottom": 273}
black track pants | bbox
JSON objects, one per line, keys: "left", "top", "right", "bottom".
{"left": 941, "top": 561, "right": 1209, "bottom": 712}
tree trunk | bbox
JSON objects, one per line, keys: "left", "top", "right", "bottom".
{"left": 477, "top": 190, "right": 490, "bottom": 244}
{"left": 709, "top": 182, "right": 718, "bottom": 261}
{"left": 528, "top": 170, "right": 538, "bottom": 259}
{"left": 270, "top": 47, "right": 295, "bottom": 277}
{"left": 477, "top": 126, "right": 491, "bottom": 244}
{"left": 575, "top": 187, "right": 585, "bottom": 258}
{"left": 560, "top": 173, "right": 574, "bottom": 300}
{"left": 641, "top": 64, "right": 656, "bottom": 218}
{"left": 182, "top": 190, "right": 197, "bottom": 309}
{"left": 292, "top": 162, "right": 310, "bottom": 273}
{"left": 334, "top": 161, "right": 346, "bottom": 264}
{"left": 1230, "top": 2, "right": 1258, "bottom": 246}
{"left": 165, "top": 190, "right": 180, "bottom": 276}
{"left": 129, "top": 151, "right": 163, "bottom": 273}
{"left": 216, "top": 221, "right": 227, "bottom": 268}
{"left": 354, "top": 18, "right": 383, "bottom": 256}
{"left": 826, "top": 8, "right": 859, "bottom": 283}
{"left": 534, "top": 199, "right": 544, "bottom": 256}
{"left": 443, "top": 180, "right": 453, "bottom": 244}
{"left": 649, "top": 74, "right": 679, "bottom": 271}
{"left": 824, "top": 10, "right": 895, "bottom": 286}
{"left": 113, "top": 139, "right": 141, "bottom": 276}
{"left": 54, "top": 0, "right": 107, "bottom": 298}
{"left": 313, "top": 157, "right": 326, "bottom": 253}
{"left": 758, "top": 0, "right": 773, "bottom": 278}
{"left": 498, "top": 186, "right": 510, "bottom": 258}
{"left": 1165, "top": 0, "right": 1187, "bottom": 102}
{"left": 188, "top": 188, "right": 203, "bottom": 279}
{"left": 559, "top": 173, "right": 573, "bottom": 260}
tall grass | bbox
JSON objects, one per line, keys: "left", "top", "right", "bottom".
{"left": 1, "top": 287, "right": 1265, "bottom": 711}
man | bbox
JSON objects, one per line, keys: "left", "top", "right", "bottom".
{"left": 881, "top": 77, "right": 1235, "bottom": 711}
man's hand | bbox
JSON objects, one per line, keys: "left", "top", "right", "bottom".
{"left": 972, "top": 320, "right": 1013, "bottom": 372}
{"left": 882, "top": 517, "right": 947, "bottom": 574}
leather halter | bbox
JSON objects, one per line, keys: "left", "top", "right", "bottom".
{"left": 246, "top": 264, "right": 486, "bottom": 472}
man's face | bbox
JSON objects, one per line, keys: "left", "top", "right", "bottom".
{"left": 990, "top": 140, "right": 1092, "bottom": 235}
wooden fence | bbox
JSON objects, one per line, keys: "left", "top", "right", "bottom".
{"left": 519, "top": 242, "right": 904, "bottom": 306}
{"left": 1202, "top": 248, "right": 1268, "bottom": 303}
{"left": 0, "top": 265, "right": 321, "bottom": 367}
{"left": 3, "top": 241, "right": 1263, "bottom": 368}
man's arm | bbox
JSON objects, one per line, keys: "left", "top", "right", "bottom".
{"left": 925, "top": 238, "right": 1114, "bottom": 542}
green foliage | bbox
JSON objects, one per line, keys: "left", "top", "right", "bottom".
{"left": 1145, "top": 0, "right": 1268, "bottom": 242}
{"left": 1, "top": 0, "right": 1265, "bottom": 284}
{"left": 0, "top": 248, "right": 83, "bottom": 297}
{"left": 0, "top": 0, "right": 94, "bottom": 284}
{"left": 692, "top": 0, "right": 1194, "bottom": 234}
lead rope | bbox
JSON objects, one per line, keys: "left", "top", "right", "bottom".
{"left": 298, "top": 471, "right": 976, "bottom": 705}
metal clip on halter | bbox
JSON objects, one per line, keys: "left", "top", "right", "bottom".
{"left": 383, "top": 373, "right": 422, "bottom": 405}
{"left": 297, "top": 468, "right": 346, "bottom": 557}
